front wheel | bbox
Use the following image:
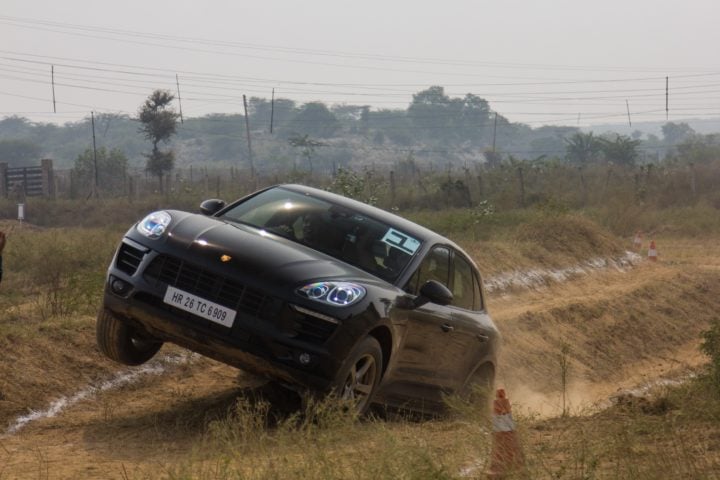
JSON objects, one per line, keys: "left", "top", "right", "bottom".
{"left": 96, "top": 308, "right": 162, "bottom": 366}
{"left": 333, "top": 336, "right": 382, "bottom": 415}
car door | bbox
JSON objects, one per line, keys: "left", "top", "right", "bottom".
{"left": 385, "top": 245, "right": 459, "bottom": 405}
{"left": 445, "top": 251, "right": 495, "bottom": 392}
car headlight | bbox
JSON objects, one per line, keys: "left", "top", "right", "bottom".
{"left": 298, "top": 282, "right": 366, "bottom": 307}
{"left": 137, "top": 211, "right": 172, "bottom": 239}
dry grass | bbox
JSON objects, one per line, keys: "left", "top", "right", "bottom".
{"left": 519, "top": 378, "right": 720, "bottom": 479}
{"left": 89, "top": 376, "right": 720, "bottom": 480}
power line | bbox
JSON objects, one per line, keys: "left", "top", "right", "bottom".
{"left": 3, "top": 14, "right": 718, "bottom": 75}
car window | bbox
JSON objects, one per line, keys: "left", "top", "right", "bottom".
{"left": 220, "top": 187, "right": 421, "bottom": 283}
{"left": 451, "top": 253, "right": 475, "bottom": 310}
{"left": 404, "top": 246, "right": 450, "bottom": 294}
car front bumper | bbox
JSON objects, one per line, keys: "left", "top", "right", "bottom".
{"left": 102, "top": 238, "right": 357, "bottom": 391}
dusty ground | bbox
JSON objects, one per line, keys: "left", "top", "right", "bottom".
{"left": 1, "top": 235, "right": 718, "bottom": 478}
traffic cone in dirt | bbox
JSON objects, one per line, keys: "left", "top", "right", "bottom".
{"left": 632, "top": 231, "right": 643, "bottom": 251}
{"left": 487, "top": 389, "right": 524, "bottom": 478}
{"left": 647, "top": 240, "right": 658, "bottom": 262}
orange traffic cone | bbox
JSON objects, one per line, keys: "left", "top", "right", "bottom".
{"left": 487, "top": 389, "right": 524, "bottom": 478}
{"left": 632, "top": 231, "right": 643, "bottom": 251}
{"left": 647, "top": 240, "right": 658, "bottom": 261}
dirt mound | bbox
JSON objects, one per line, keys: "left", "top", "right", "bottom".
{"left": 514, "top": 214, "right": 624, "bottom": 263}
{"left": 464, "top": 215, "right": 626, "bottom": 277}
{"left": 0, "top": 314, "right": 118, "bottom": 427}
{"left": 495, "top": 264, "right": 720, "bottom": 414}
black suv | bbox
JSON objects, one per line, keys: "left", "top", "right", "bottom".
{"left": 97, "top": 184, "right": 498, "bottom": 414}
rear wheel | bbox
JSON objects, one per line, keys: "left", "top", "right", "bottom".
{"left": 333, "top": 336, "right": 382, "bottom": 415}
{"left": 463, "top": 363, "right": 495, "bottom": 409}
{"left": 96, "top": 308, "right": 162, "bottom": 366}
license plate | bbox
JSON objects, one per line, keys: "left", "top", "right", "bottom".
{"left": 163, "top": 286, "right": 236, "bottom": 328}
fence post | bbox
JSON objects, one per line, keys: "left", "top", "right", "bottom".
{"left": 135, "top": 174, "right": 142, "bottom": 200}
{"left": 0, "top": 162, "right": 7, "bottom": 198}
{"left": 41, "top": 158, "right": 54, "bottom": 198}
{"left": 389, "top": 170, "right": 396, "bottom": 205}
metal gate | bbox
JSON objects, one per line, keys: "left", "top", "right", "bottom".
{"left": 0, "top": 159, "right": 54, "bottom": 198}
{"left": 5, "top": 166, "right": 44, "bottom": 196}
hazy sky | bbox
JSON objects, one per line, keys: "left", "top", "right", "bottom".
{"left": 1, "top": 0, "right": 718, "bottom": 127}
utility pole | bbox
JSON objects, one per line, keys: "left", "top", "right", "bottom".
{"left": 626, "top": 100, "right": 632, "bottom": 127}
{"left": 51, "top": 65, "right": 57, "bottom": 113}
{"left": 492, "top": 112, "right": 498, "bottom": 152}
{"left": 270, "top": 88, "right": 275, "bottom": 134}
{"left": 665, "top": 76, "right": 669, "bottom": 120}
{"left": 91, "top": 111, "right": 99, "bottom": 197}
{"left": 242, "top": 94, "right": 255, "bottom": 182}
{"left": 176, "top": 74, "right": 184, "bottom": 124}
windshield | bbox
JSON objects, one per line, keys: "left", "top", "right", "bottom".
{"left": 220, "top": 187, "right": 422, "bottom": 283}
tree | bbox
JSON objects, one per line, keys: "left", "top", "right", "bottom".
{"left": 286, "top": 102, "right": 340, "bottom": 138}
{"left": 288, "top": 134, "right": 325, "bottom": 173}
{"left": 408, "top": 87, "right": 498, "bottom": 145}
{"left": 564, "top": 132, "right": 601, "bottom": 164}
{"left": 138, "top": 90, "right": 179, "bottom": 192}
{"left": 675, "top": 134, "right": 720, "bottom": 165}
{"left": 598, "top": 135, "right": 641, "bottom": 166}
{"left": 72, "top": 147, "right": 128, "bottom": 195}
{"left": 0, "top": 139, "right": 42, "bottom": 166}
{"left": 0, "top": 116, "right": 33, "bottom": 138}
{"left": 459, "top": 93, "right": 493, "bottom": 144}
{"left": 408, "top": 86, "right": 452, "bottom": 136}
{"left": 661, "top": 122, "right": 695, "bottom": 146}
{"left": 248, "top": 97, "right": 298, "bottom": 134}
{"left": 368, "top": 109, "right": 413, "bottom": 145}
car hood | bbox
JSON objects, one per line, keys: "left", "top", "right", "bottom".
{"left": 137, "top": 210, "right": 387, "bottom": 288}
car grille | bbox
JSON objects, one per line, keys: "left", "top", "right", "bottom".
{"left": 116, "top": 242, "right": 146, "bottom": 275}
{"left": 143, "top": 254, "right": 271, "bottom": 318}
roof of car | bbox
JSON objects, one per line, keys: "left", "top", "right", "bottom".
{"left": 278, "top": 183, "right": 455, "bottom": 248}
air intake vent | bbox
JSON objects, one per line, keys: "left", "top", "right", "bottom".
{"left": 116, "top": 242, "right": 146, "bottom": 275}
{"left": 294, "top": 314, "right": 338, "bottom": 343}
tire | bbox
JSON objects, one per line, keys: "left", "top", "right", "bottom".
{"left": 333, "top": 336, "right": 383, "bottom": 416}
{"left": 96, "top": 308, "right": 162, "bottom": 366}
{"left": 463, "top": 363, "right": 495, "bottom": 409}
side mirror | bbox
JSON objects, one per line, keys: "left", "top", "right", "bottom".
{"left": 200, "top": 199, "right": 226, "bottom": 216}
{"left": 419, "top": 280, "right": 453, "bottom": 306}
{"left": 396, "top": 280, "right": 454, "bottom": 310}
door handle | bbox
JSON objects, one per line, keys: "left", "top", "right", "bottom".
{"left": 441, "top": 323, "right": 454, "bottom": 332}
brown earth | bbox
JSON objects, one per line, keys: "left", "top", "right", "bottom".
{"left": 0, "top": 235, "right": 718, "bottom": 478}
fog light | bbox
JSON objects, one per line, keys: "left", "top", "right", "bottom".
{"left": 111, "top": 278, "right": 129, "bottom": 295}
{"left": 298, "top": 353, "right": 311, "bottom": 365}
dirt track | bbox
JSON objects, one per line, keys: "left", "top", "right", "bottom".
{"left": 1, "top": 237, "right": 718, "bottom": 478}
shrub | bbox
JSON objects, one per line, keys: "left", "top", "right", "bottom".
{"left": 701, "top": 318, "right": 720, "bottom": 389}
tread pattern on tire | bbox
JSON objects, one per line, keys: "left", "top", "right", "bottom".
{"left": 96, "top": 309, "right": 161, "bottom": 366}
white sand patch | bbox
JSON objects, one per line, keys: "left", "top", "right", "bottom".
{"left": 484, "top": 251, "right": 642, "bottom": 293}
{"left": 4, "top": 353, "right": 193, "bottom": 436}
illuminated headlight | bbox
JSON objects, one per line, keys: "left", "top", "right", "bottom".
{"left": 137, "top": 211, "right": 172, "bottom": 239}
{"left": 298, "top": 282, "right": 366, "bottom": 307}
